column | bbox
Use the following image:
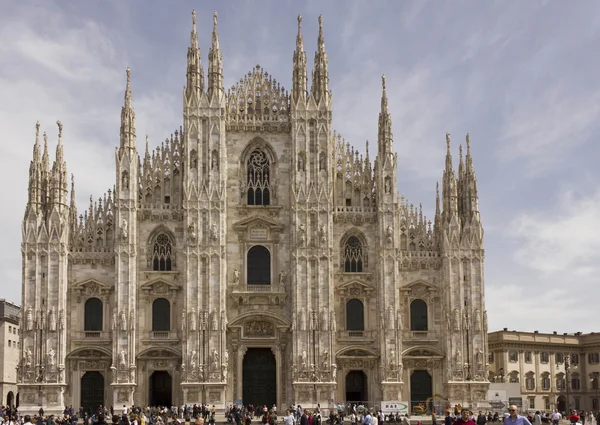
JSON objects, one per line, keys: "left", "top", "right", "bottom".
{"left": 272, "top": 346, "right": 281, "bottom": 408}
{"left": 237, "top": 346, "right": 246, "bottom": 401}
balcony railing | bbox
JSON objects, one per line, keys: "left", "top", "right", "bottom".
{"left": 404, "top": 330, "right": 439, "bottom": 340}
{"left": 337, "top": 330, "right": 375, "bottom": 342}
{"left": 84, "top": 331, "right": 102, "bottom": 338}
{"left": 152, "top": 331, "right": 171, "bottom": 339}
{"left": 233, "top": 284, "right": 285, "bottom": 293}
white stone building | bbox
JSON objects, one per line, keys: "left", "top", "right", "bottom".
{"left": 0, "top": 299, "right": 20, "bottom": 408}
{"left": 18, "top": 11, "right": 489, "bottom": 414}
{"left": 488, "top": 330, "right": 600, "bottom": 413}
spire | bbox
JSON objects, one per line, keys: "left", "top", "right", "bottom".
{"left": 442, "top": 132, "right": 458, "bottom": 222}
{"left": 292, "top": 14, "right": 307, "bottom": 104}
{"left": 55, "top": 120, "right": 64, "bottom": 164}
{"left": 120, "top": 67, "right": 136, "bottom": 151}
{"left": 33, "top": 121, "right": 41, "bottom": 162}
{"left": 186, "top": 9, "right": 204, "bottom": 96}
{"left": 69, "top": 174, "right": 78, "bottom": 243}
{"left": 42, "top": 131, "right": 49, "bottom": 172}
{"left": 464, "top": 133, "right": 480, "bottom": 216}
{"left": 27, "top": 122, "right": 43, "bottom": 212}
{"left": 377, "top": 75, "right": 393, "bottom": 156}
{"left": 50, "top": 120, "right": 68, "bottom": 209}
{"left": 310, "top": 14, "right": 329, "bottom": 104}
{"left": 207, "top": 11, "right": 223, "bottom": 100}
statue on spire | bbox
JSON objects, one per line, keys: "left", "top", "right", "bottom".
{"left": 192, "top": 9, "right": 196, "bottom": 25}
{"left": 446, "top": 132, "right": 451, "bottom": 150}
{"left": 57, "top": 120, "right": 63, "bottom": 138}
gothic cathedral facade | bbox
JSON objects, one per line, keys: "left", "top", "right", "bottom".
{"left": 18, "top": 11, "right": 489, "bottom": 414}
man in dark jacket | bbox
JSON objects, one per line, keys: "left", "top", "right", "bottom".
{"left": 477, "top": 412, "right": 487, "bottom": 425}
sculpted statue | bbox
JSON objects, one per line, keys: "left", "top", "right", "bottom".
{"left": 47, "top": 348, "right": 55, "bottom": 367}
{"left": 188, "top": 222, "right": 197, "bottom": 241}
{"left": 24, "top": 348, "right": 32, "bottom": 367}
{"left": 319, "top": 153, "right": 325, "bottom": 171}
{"left": 59, "top": 309, "right": 65, "bottom": 330}
{"left": 120, "top": 219, "right": 128, "bottom": 240}
{"left": 386, "top": 225, "right": 393, "bottom": 243}
{"left": 299, "top": 308, "right": 306, "bottom": 331}
{"left": 319, "top": 225, "right": 326, "bottom": 243}
{"left": 453, "top": 309, "right": 460, "bottom": 331}
{"left": 211, "top": 311, "right": 218, "bottom": 331}
{"left": 48, "top": 307, "right": 56, "bottom": 331}
{"left": 211, "top": 152, "right": 219, "bottom": 170}
{"left": 389, "top": 349, "right": 396, "bottom": 367}
{"left": 454, "top": 349, "right": 461, "bottom": 368}
{"left": 474, "top": 310, "right": 482, "bottom": 331}
{"left": 332, "top": 363, "right": 337, "bottom": 378}
{"left": 190, "top": 350, "right": 197, "bottom": 369}
{"left": 221, "top": 363, "right": 228, "bottom": 381}
{"left": 119, "top": 349, "right": 127, "bottom": 367}
{"left": 298, "top": 224, "right": 306, "bottom": 244}
{"left": 122, "top": 171, "right": 129, "bottom": 189}
{"left": 398, "top": 362, "right": 403, "bottom": 378}
{"left": 298, "top": 154, "right": 305, "bottom": 171}
{"left": 119, "top": 310, "right": 127, "bottom": 331}
{"left": 25, "top": 307, "right": 34, "bottom": 331}
{"left": 396, "top": 310, "right": 403, "bottom": 330}
{"left": 463, "top": 312, "right": 469, "bottom": 330}
{"left": 181, "top": 311, "right": 187, "bottom": 331}
{"left": 278, "top": 270, "right": 286, "bottom": 285}
{"left": 224, "top": 349, "right": 229, "bottom": 364}
{"left": 233, "top": 269, "right": 240, "bottom": 284}
{"left": 210, "top": 223, "right": 218, "bottom": 241}
{"left": 189, "top": 308, "right": 197, "bottom": 331}
{"left": 129, "top": 310, "right": 135, "bottom": 330}
{"left": 385, "top": 178, "right": 391, "bottom": 194}
{"left": 300, "top": 350, "right": 307, "bottom": 368}
{"left": 112, "top": 311, "right": 118, "bottom": 330}
{"left": 387, "top": 307, "right": 395, "bottom": 330}
{"left": 322, "top": 350, "right": 329, "bottom": 368}
{"left": 211, "top": 348, "right": 219, "bottom": 369}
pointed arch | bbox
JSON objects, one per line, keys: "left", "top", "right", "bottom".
{"left": 241, "top": 138, "right": 277, "bottom": 206}
{"left": 340, "top": 229, "right": 368, "bottom": 272}
{"left": 147, "top": 225, "right": 177, "bottom": 271}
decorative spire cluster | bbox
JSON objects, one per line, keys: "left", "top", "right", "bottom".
{"left": 333, "top": 132, "right": 375, "bottom": 208}
{"left": 310, "top": 14, "right": 329, "bottom": 104}
{"left": 207, "top": 11, "right": 223, "bottom": 100}
{"left": 186, "top": 9, "right": 205, "bottom": 96}
{"left": 292, "top": 15, "right": 307, "bottom": 104}
{"left": 119, "top": 67, "right": 136, "bottom": 152}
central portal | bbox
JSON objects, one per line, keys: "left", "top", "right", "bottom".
{"left": 81, "top": 371, "right": 104, "bottom": 414}
{"left": 243, "top": 348, "right": 276, "bottom": 408}
{"left": 149, "top": 371, "right": 172, "bottom": 407}
{"left": 345, "top": 370, "right": 367, "bottom": 404}
{"left": 410, "top": 370, "right": 432, "bottom": 411}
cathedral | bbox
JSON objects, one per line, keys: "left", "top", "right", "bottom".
{"left": 18, "top": 11, "right": 489, "bottom": 414}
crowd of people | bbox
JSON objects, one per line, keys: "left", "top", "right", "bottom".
{"left": 0, "top": 403, "right": 599, "bottom": 425}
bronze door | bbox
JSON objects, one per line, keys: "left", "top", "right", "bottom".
{"left": 149, "top": 371, "right": 173, "bottom": 407}
{"left": 81, "top": 371, "right": 104, "bottom": 414}
{"left": 410, "top": 370, "right": 432, "bottom": 411}
{"left": 243, "top": 348, "right": 276, "bottom": 408}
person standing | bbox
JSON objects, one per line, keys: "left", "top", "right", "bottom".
{"left": 454, "top": 410, "right": 475, "bottom": 425}
{"left": 476, "top": 411, "right": 486, "bottom": 425}
{"left": 503, "top": 406, "right": 532, "bottom": 425}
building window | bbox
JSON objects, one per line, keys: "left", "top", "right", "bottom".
{"left": 540, "top": 352, "right": 549, "bottom": 363}
{"left": 572, "top": 373, "right": 581, "bottom": 390}
{"left": 152, "top": 233, "right": 173, "bottom": 271}
{"left": 7, "top": 340, "right": 10, "bottom": 347}
{"left": 544, "top": 398, "right": 550, "bottom": 411}
{"left": 574, "top": 398, "right": 580, "bottom": 410}
{"left": 247, "top": 245, "right": 271, "bottom": 285}
{"left": 556, "top": 353, "right": 564, "bottom": 364}
{"left": 247, "top": 149, "right": 271, "bottom": 206}
{"left": 488, "top": 352, "right": 494, "bottom": 363}
{"left": 593, "top": 399, "right": 599, "bottom": 411}
{"left": 588, "top": 353, "right": 599, "bottom": 364}
{"left": 571, "top": 353, "right": 579, "bottom": 365}
{"left": 525, "top": 351, "right": 532, "bottom": 363}
{"left": 410, "top": 299, "right": 428, "bottom": 331}
{"left": 509, "top": 351, "right": 518, "bottom": 362}
{"left": 84, "top": 297, "right": 103, "bottom": 331}
{"left": 509, "top": 372, "right": 519, "bottom": 383}
{"left": 152, "top": 298, "right": 170, "bottom": 332}
{"left": 346, "top": 299, "right": 364, "bottom": 331}
{"left": 8, "top": 326, "right": 11, "bottom": 333}
{"left": 542, "top": 373, "right": 551, "bottom": 390}
{"left": 529, "top": 398, "right": 535, "bottom": 409}
{"left": 526, "top": 373, "right": 535, "bottom": 391}
{"left": 591, "top": 375, "right": 599, "bottom": 390}
{"left": 343, "top": 236, "right": 364, "bottom": 272}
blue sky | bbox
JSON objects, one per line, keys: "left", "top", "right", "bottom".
{"left": 1, "top": 0, "right": 599, "bottom": 333}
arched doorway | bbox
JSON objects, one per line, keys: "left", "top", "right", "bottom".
{"left": 557, "top": 395, "right": 566, "bottom": 413}
{"left": 150, "top": 371, "right": 172, "bottom": 407}
{"left": 243, "top": 348, "right": 276, "bottom": 408}
{"left": 410, "top": 370, "right": 432, "bottom": 412}
{"left": 81, "top": 371, "right": 104, "bottom": 415}
{"left": 6, "top": 391, "right": 14, "bottom": 408}
{"left": 247, "top": 246, "right": 271, "bottom": 285}
{"left": 345, "top": 370, "right": 367, "bottom": 404}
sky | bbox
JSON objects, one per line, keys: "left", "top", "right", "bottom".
{"left": 1, "top": 0, "right": 599, "bottom": 334}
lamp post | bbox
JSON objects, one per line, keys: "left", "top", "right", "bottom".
{"left": 565, "top": 354, "right": 571, "bottom": 414}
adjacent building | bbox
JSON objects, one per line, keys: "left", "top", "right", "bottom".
{"left": 18, "top": 11, "right": 489, "bottom": 414}
{"left": 0, "top": 299, "right": 20, "bottom": 408}
{"left": 488, "top": 330, "right": 600, "bottom": 413}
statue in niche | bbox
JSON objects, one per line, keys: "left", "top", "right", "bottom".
{"left": 119, "top": 310, "right": 127, "bottom": 331}
{"left": 291, "top": 313, "right": 296, "bottom": 330}
{"left": 475, "top": 349, "right": 483, "bottom": 366}
{"left": 59, "top": 309, "right": 65, "bottom": 330}
{"left": 463, "top": 312, "right": 469, "bottom": 330}
{"left": 233, "top": 269, "right": 240, "bottom": 284}
{"left": 474, "top": 310, "right": 482, "bottom": 331}
{"left": 319, "top": 225, "right": 326, "bottom": 243}
{"left": 332, "top": 363, "right": 337, "bottom": 378}
{"left": 48, "top": 307, "right": 56, "bottom": 331}
{"left": 211, "top": 348, "right": 219, "bottom": 370}
{"left": 211, "top": 152, "right": 219, "bottom": 170}
{"left": 299, "top": 308, "right": 306, "bottom": 331}
{"left": 278, "top": 270, "right": 286, "bottom": 285}
{"left": 221, "top": 363, "right": 228, "bottom": 381}
{"left": 386, "top": 225, "right": 393, "bottom": 243}
{"left": 190, "top": 150, "right": 198, "bottom": 169}
{"left": 189, "top": 308, "right": 197, "bottom": 331}
{"left": 47, "top": 348, "right": 55, "bottom": 367}
{"left": 385, "top": 177, "right": 391, "bottom": 194}
{"left": 330, "top": 311, "right": 336, "bottom": 331}
{"left": 389, "top": 349, "right": 396, "bottom": 367}
{"left": 453, "top": 309, "right": 460, "bottom": 331}
{"left": 188, "top": 222, "right": 197, "bottom": 242}
{"left": 398, "top": 362, "right": 403, "bottom": 378}
{"left": 298, "top": 224, "right": 306, "bottom": 245}
{"left": 26, "top": 307, "right": 34, "bottom": 331}
{"left": 119, "top": 349, "right": 127, "bottom": 367}
{"left": 322, "top": 350, "right": 329, "bottom": 368}
{"left": 122, "top": 171, "right": 129, "bottom": 190}
{"left": 210, "top": 223, "right": 218, "bottom": 241}
{"left": 24, "top": 348, "right": 32, "bottom": 367}
{"left": 120, "top": 219, "right": 128, "bottom": 240}
{"left": 181, "top": 311, "right": 187, "bottom": 331}
{"left": 190, "top": 350, "right": 197, "bottom": 369}
{"left": 396, "top": 310, "right": 403, "bottom": 330}
{"left": 319, "top": 152, "right": 326, "bottom": 171}
{"left": 112, "top": 311, "right": 118, "bottom": 330}
{"left": 298, "top": 154, "right": 305, "bottom": 171}
{"left": 129, "top": 310, "right": 135, "bottom": 330}
{"left": 454, "top": 349, "right": 461, "bottom": 368}
{"left": 224, "top": 349, "right": 229, "bottom": 364}
{"left": 300, "top": 350, "right": 307, "bottom": 368}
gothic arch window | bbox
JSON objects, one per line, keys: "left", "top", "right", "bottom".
{"left": 343, "top": 236, "right": 364, "bottom": 272}
{"left": 84, "top": 297, "right": 103, "bottom": 331}
{"left": 410, "top": 299, "right": 428, "bottom": 331}
{"left": 152, "top": 234, "right": 173, "bottom": 271}
{"left": 247, "top": 149, "right": 270, "bottom": 206}
{"left": 346, "top": 299, "right": 364, "bottom": 331}
{"left": 247, "top": 245, "right": 271, "bottom": 285}
{"left": 152, "top": 298, "right": 170, "bottom": 331}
